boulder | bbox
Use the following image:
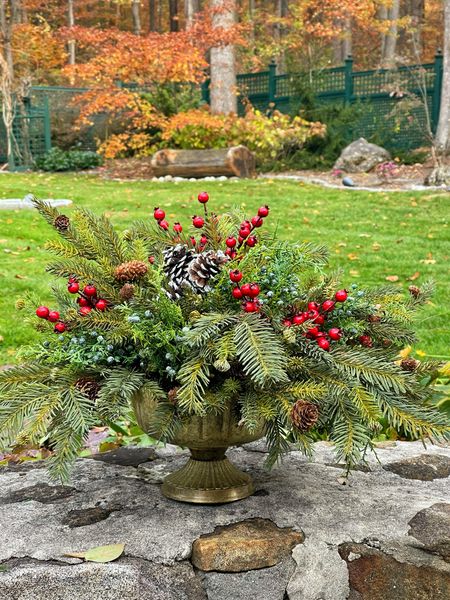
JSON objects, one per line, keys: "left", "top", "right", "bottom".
{"left": 334, "top": 138, "right": 391, "bottom": 173}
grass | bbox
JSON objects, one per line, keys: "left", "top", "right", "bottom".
{"left": 0, "top": 172, "right": 449, "bottom": 364}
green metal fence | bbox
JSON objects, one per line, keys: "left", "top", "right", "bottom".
{"left": 202, "top": 52, "right": 444, "bottom": 151}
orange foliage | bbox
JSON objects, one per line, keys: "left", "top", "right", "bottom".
{"left": 11, "top": 23, "right": 66, "bottom": 82}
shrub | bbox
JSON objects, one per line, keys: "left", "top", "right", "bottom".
{"left": 35, "top": 148, "right": 103, "bottom": 172}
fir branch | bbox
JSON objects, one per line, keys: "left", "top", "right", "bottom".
{"left": 176, "top": 353, "right": 210, "bottom": 415}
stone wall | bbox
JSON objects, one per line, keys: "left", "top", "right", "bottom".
{"left": 0, "top": 440, "right": 449, "bottom": 599}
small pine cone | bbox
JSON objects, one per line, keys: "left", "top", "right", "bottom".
{"left": 291, "top": 400, "right": 319, "bottom": 433}
{"left": 115, "top": 260, "right": 148, "bottom": 282}
{"left": 168, "top": 387, "right": 180, "bottom": 405}
{"left": 119, "top": 283, "right": 135, "bottom": 300}
{"left": 408, "top": 285, "right": 420, "bottom": 298}
{"left": 368, "top": 315, "right": 381, "bottom": 323}
{"left": 401, "top": 358, "right": 419, "bottom": 372}
{"left": 15, "top": 298, "right": 26, "bottom": 310}
{"left": 187, "top": 250, "right": 229, "bottom": 292}
{"left": 54, "top": 214, "right": 70, "bottom": 231}
{"left": 75, "top": 377, "right": 101, "bottom": 400}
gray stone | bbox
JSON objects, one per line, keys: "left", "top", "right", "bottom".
{"left": 201, "top": 558, "right": 295, "bottom": 600}
{"left": 408, "top": 503, "right": 450, "bottom": 562}
{"left": 0, "top": 441, "right": 448, "bottom": 599}
{"left": 334, "top": 138, "right": 391, "bottom": 173}
{"left": 91, "top": 446, "right": 156, "bottom": 467}
{"left": 0, "top": 558, "right": 205, "bottom": 600}
{"left": 383, "top": 454, "right": 450, "bottom": 481}
{"left": 287, "top": 539, "right": 350, "bottom": 600}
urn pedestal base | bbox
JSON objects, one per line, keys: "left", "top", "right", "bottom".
{"left": 162, "top": 448, "right": 254, "bottom": 504}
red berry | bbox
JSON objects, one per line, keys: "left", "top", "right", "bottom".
{"left": 200, "top": 235, "right": 208, "bottom": 245}
{"left": 192, "top": 215, "right": 204, "bottom": 228}
{"left": 315, "top": 332, "right": 326, "bottom": 338}
{"left": 232, "top": 287, "right": 243, "bottom": 299}
{"left": 292, "top": 313, "right": 306, "bottom": 325}
{"left": 158, "top": 219, "right": 169, "bottom": 230}
{"left": 198, "top": 191, "right": 209, "bottom": 203}
{"left": 77, "top": 296, "right": 89, "bottom": 307}
{"left": 243, "top": 301, "right": 258, "bottom": 313}
{"left": 283, "top": 319, "right": 292, "bottom": 327}
{"left": 190, "top": 236, "right": 196, "bottom": 246}
{"left": 359, "top": 335, "right": 373, "bottom": 347}
{"left": 308, "top": 301, "right": 319, "bottom": 311}
{"left": 173, "top": 222, "right": 183, "bottom": 233}
{"left": 335, "top": 289, "right": 348, "bottom": 302}
{"left": 238, "top": 236, "right": 244, "bottom": 244}
{"left": 251, "top": 216, "right": 263, "bottom": 228}
{"left": 230, "top": 269, "right": 243, "bottom": 283}
{"left": 84, "top": 284, "right": 97, "bottom": 297}
{"left": 317, "top": 338, "right": 330, "bottom": 351}
{"left": 322, "top": 300, "right": 335, "bottom": 312}
{"left": 246, "top": 236, "right": 257, "bottom": 247}
{"left": 36, "top": 306, "right": 50, "bottom": 319}
{"left": 230, "top": 251, "right": 237, "bottom": 259}
{"left": 153, "top": 207, "right": 165, "bottom": 220}
{"left": 95, "top": 299, "right": 107, "bottom": 311}
{"left": 307, "top": 309, "right": 319, "bottom": 321}
{"left": 328, "top": 327, "right": 341, "bottom": 341}
{"left": 148, "top": 256, "right": 155, "bottom": 264}
{"left": 68, "top": 282, "right": 79, "bottom": 294}
{"left": 241, "top": 220, "right": 251, "bottom": 229}
{"left": 239, "top": 227, "right": 251, "bottom": 239}
{"left": 226, "top": 236, "right": 237, "bottom": 248}
{"left": 240, "top": 283, "right": 251, "bottom": 296}
{"left": 48, "top": 310, "right": 60, "bottom": 323}
{"left": 258, "top": 205, "right": 269, "bottom": 218}
{"left": 54, "top": 322, "right": 66, "bottom": 333}
{"left": 314, "top": 315, "right": 325, "bottom": 325}
{"left": 248, "top": 283, "right": 260, "bottom": 298}
{"left": 307, "top": 326, "right": 320, "bottom": 337}
{"left": 79, "top": 306, "right": 92, "bottom": 316}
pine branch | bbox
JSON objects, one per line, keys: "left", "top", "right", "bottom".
{"left": 176, "top": 353, "right": 210, "bottom": 415}
{"left": 184, "top": 312, "right": 239, "bottom": 347}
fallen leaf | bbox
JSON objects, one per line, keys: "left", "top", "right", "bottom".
{"left": 398, "top": 346, "right": 412, "bottom": 359}
{"left": 14, "top": 274, "right": 26, "bottom": 280}
{"left": 386, "top": 275, "right": 399, "bottom": 282}
{"left": 65, "top": 543, "right": 125, "bottom": 563}
{"left": 349, "top": 269, "right": 360, "bottom": 277}
{"left": 347, "top": 253, "right": 359, "bottom": 261}
{"left": 407, "top": 271, "right": 420, "bottom": 281}
{"left": 372, "top": 242, "right": 381, "bottom": 251}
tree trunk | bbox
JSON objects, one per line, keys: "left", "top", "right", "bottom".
{"left": 148, "top": 0, "right": 156, "bottom": 30}
{"left": 131, "top": 0, "right": 142, "bottom": 35}
{"left": 169, "top": 0, "right": 179, "bottom": 31}
{"left": 209, "top": 0, "right": 237, "bottom": 114}
{"left": 67, "top": 0, "right": 76, "bottom": 65}
{"left": 0, "top": 1, "right": 16, "bottom": 168}
{"left": 383, "top": 0, "right": 400, "bottom": 65}
{"left": 378, "top": 3, "right": 388, "bottom": 61}
{"left": 185, "top": 0, "right": 200, "bottom": 28}
{"left": 400, "top": 0, "right": 425, "bottom": 58}
{"left": 436, "top": 0, "right": 450, "bottom": 153}
{"left": 151, "top": 146, "right": 256, "bottom": 178}
{"left": 342, "top": 16, "right": 352, "bottom": 60}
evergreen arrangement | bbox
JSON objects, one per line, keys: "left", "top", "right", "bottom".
{"left": 0, "top": 194, "right": 448, "bottom": 481}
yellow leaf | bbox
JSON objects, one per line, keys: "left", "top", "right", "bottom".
{"left": 85, "top": 544, "right": 125, "bottom": 563}
{"left": 407, "top": 271, "right": 420, "bottom": 281}
{"left": 386, "top": 275, "right": 399, "bottom": 282}
{"left": 416, "top": 350, "right": 426, "bottom": 357}
{"left": 349, "top": 269, "right": 360, "bottom": 277}
{"left": 347, "top": 253, "right": 359, "bottom": 261}
{"left": 398, "top": 346, "right": 412, "bottom": 359}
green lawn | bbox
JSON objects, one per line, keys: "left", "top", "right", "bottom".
{"left": 0, "top": 172, "right": 449, "bottom": 364}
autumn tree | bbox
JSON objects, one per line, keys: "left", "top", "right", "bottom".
{"left": 436, "top": 0, "right": 450, "bottom": 153}
{"left": 209, "top": 0, "right": 238, "bottom": 114}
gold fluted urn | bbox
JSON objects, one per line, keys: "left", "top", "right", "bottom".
{"left": 133, "top": 389, "right": 265, "bottom": 504}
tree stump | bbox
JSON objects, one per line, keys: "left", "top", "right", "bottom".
{"left": 151, "top": 146, "right": 256, "bottom": 178}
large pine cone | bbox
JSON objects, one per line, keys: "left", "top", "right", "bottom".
{"left": 115, "top": 260, "right": 148, "bottom": 282}
{"left": 75, "top": 378, "right": 101, "bottom": 400}
{"left": 163, "top": 244, "right": 196, "bottom": 298}
{"left": 54, "top": 215, "right": 70, "bottom": 232}
{"left": 291, "top": 400, "right": 319, "bottom": 433}
{"left": 187, "top": 250, "right": 229, "bottom": 292}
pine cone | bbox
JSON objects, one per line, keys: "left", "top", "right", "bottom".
{"left": 368, "top": 315, "right": 381, "bottom": 323}
{"left": 408, "top": 285, "right": 420, "bottom": 298}
{"left": 168, "top": 387, "right": 180, "bottom": 405}
{"left": 119, "top": 283, "right": 135, "bottom": 300}
{"left": 291, "top": 400, "right": 319, "bottom": 433}
{"left": 15, "top": 298, "right": 26, "bottom": 310}
{"left": 75, "top": 377, "right": 101, "bottom": 400}
{"left": 163, "top": 244, "right": 196, "bottom": 298}
{"left": 54, "top": 215, "right": 70, "bottom": 231}
{"left": 115, "top": 260, "right": 148, "bottom": 282}
{"left": 187, "top": 250, "right": 229, "bottom": 292}
{"left": 401, "top": 358, "right": 419, "bottom": 372}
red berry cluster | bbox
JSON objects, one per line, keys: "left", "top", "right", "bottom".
{"left": 35, "top": 305, "right": 66, "bottom": 333}
{"left": 283, "top": 289, "right": 349, "bottom": 351}
{"left": 153, "top": 207, "right": 169, "bottom": 231}
{"left": 224, "top": 205, "right": 269, "bottom": 260}
{"left": 230, "top": 270, "right": 261, "bottom": 313}
{"left": 67, "top": 276, "right": 107, "bottom": 315}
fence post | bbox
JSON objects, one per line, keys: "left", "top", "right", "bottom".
{"left": 201, "top": 78, "right": 210, "bottom": 105}
{"left": 432, "top": 49, "right": 443, "bottom": 132}
{"left": 344, "top": 55, "right": 354, "bottom": 103}
{"left": 43, "top": 97, "right": 52, "bottom": 151}
{"left": 268, "top": 60, "right": 277, "bottom": 105}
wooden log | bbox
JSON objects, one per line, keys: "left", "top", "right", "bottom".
{"left": 151, "top": 146, "right": 256, "bottom": 178}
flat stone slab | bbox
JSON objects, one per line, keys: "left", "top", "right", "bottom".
{"left": 0, "top": 198, "right": 72, "bottom": 210}
{"left": 0, "top": 440, "right": 449, "bottom": 600}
